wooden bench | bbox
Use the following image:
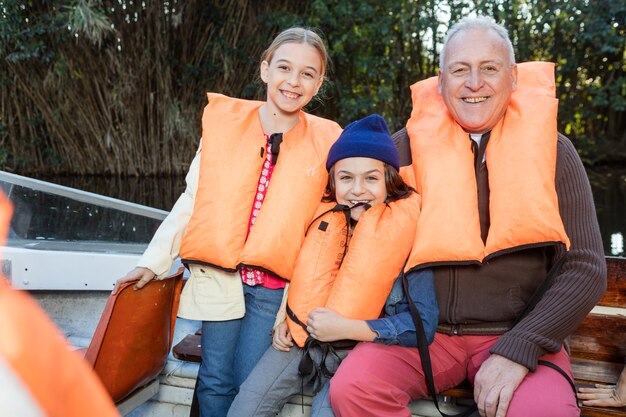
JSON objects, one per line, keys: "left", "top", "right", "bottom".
{"left": 173, "top": 256, "right": 626, "bottom": 416}
{"left": 567, "top": 256, "right": 625, "bottom": 416}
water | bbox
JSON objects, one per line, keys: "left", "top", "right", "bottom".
{"left": 37, "top": 168, "right": 626, "bottom": 257}
{"left": 587, "top": 168, "right": 626, "bottom": 257}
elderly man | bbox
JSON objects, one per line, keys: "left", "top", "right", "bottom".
{"left": 329, "top": 15, "right": 606, "bottom": 417}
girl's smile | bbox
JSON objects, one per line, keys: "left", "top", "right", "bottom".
{"left": 333, "top": 157, "right": 388, "bottom": 221}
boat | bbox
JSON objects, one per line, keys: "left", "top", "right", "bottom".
{"left": 0, "top": 170, "right": 168, "bottom": 290}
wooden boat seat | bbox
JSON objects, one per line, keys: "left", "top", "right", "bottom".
{"left": 79, "top": 268, "right": 183, "bottom": 414}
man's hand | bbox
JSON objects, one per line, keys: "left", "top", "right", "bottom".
{"left": 272, "top": 320, "right": 293, "bottom": 352}
{"left": 473, "top": 354, "right": 529, "bottom": 417}
{"left": 113, "top": 267, "right": 155, "bottom": 294}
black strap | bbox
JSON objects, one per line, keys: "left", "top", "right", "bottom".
{"left": 304, "top": 203, "right": 352, "bottom": 235}
{"left": 537, "top": 360, "right": 577, "bottom": 398}
{"left": 304, "top": 202, "right": 369, "bottom": 268}
{"left": 297, "top": 336, "right": 347, "bottom": 394}
{"left": 403, "top": 270, "right": 477, "bottom": 417}
{"left": 286, "top": 303, "right": 308, "bottom": 333}
{"left": 305, "top": 206, "right": 339, "bottom": 235}
{"left": 286, "top": 302, "right": 354, "bottom": 393}
{"left": 268, "top": 133, "right": 283, "bottom": 165}
{"left": 333, "top": 204, "right": 352, "bottom": 263}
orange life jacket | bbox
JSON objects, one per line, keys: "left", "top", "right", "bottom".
{"left": 180, "top": 93, "right": 342, "bottom": 279}
{"left": 399, "top": 165, "right": 416, "bottom": 189}
{"left": 406, "top": 62, "right": 569, "bottom": 270}
{"left": 287, "top": 193, "right": 421, "bottom": 347}
{"left": 0, "top": 193, "right": 120, "bottom": 417}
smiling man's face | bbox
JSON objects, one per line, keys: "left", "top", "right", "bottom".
{"left": 438, "top": 27, "right": 518, "bottom": 134}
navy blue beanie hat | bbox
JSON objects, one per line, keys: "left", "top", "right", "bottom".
{"left": 325, "top": 114, "right": 399, "bottom": 172}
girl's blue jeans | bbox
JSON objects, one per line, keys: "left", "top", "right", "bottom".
{"left": 197, "top": 283, "right": 284, "bottom": 417}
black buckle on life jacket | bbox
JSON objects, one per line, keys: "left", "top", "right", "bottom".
{"left": 268, "top": 133, "right": 283, "bottom": 165}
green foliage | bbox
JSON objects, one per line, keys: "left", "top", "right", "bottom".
{"left": 311, "top": 1, "right": 442, "bottom": 129}
{"left": 65, "top": 0, "right": 116, "bottom": 46}
{"left": 1, "top": 0, "right": 70, "bottom": 63}
{"left": 500, "top": 0, "right": 626, "bottom": 164}
{"left": 1, "top": 0, "right": 625, "bottom": 175}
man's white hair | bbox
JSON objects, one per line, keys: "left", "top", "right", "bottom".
{"left": 439, "top": 15, "right": 516, "bottom": 70}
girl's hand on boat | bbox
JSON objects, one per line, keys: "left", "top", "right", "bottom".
{"left": 578, "top": 366, "right": 626, "bottom": 407}
{"left": 113, "top": 267, "right": 156, "bottom": 294}
{"left": 272, "top": 320, "right": 293, "bottom": 352}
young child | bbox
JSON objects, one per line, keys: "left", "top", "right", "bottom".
{"left": 227, "top": 114, "right": 438, "bottom": 417}
{"left": 115, "top": 27, "right": 342, "bottom": 417}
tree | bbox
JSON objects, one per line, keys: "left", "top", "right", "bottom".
{"left": 1, "top": 0, "right": 624, "bottom": 175}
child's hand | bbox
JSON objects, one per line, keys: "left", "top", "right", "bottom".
{"left": 113, "top": 267, "right": 156, "bottom": 294}
{"left": 577, "top": 367, "right": 626, "bottom": 408}
{"left": 272, "top": 320, "right": 293, "bottom": 352}
{"left": 307, "top": 307, "right": 376, "bottom": 342}
{"left": 307, "top": 308, "right": 343, "bottom": 341}
{"left": 578, "top": 383, "right": 626, "bottom": 408}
